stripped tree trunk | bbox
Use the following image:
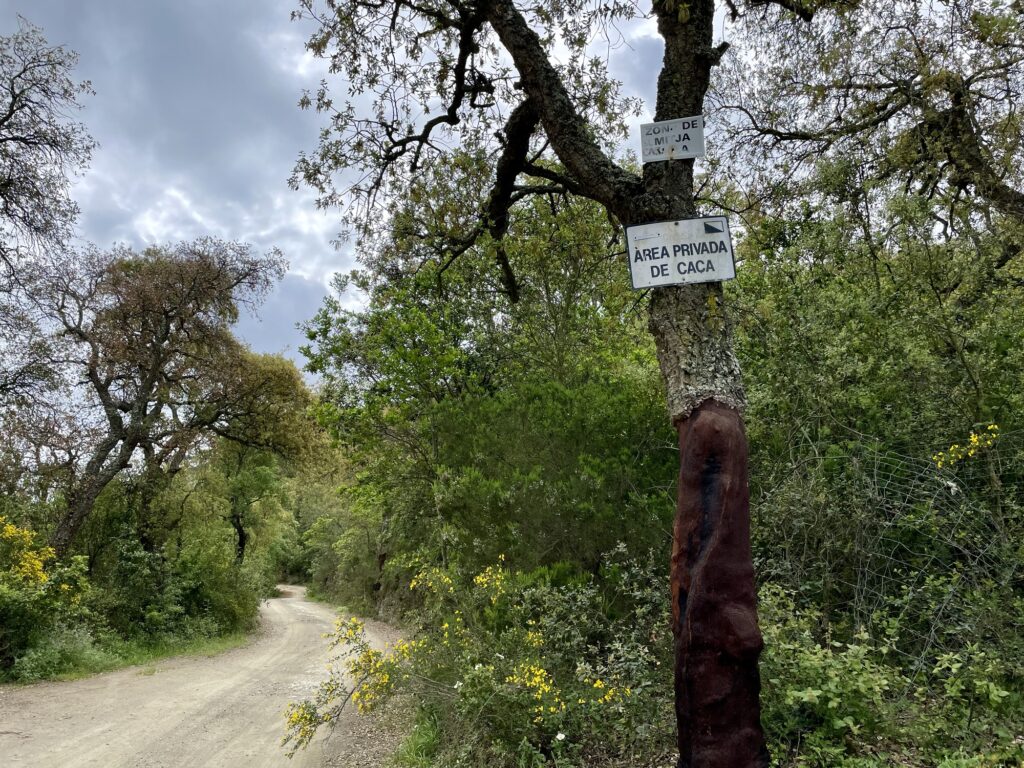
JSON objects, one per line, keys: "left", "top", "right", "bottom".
{"left": 649, "top": 281, "right": 768, "bottom": 768}
{"left": 486, "top": 0, "right": 771, "bottom": 759}
{"left": 642, "top": 1, "right": 770, "bottom": 761}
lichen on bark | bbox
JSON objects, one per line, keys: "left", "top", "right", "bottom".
{"left": 648, "top": 282, "right": 746, "bottom": 423}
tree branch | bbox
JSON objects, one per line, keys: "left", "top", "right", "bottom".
{"left": 747, "top": 0, "right": 817, "bottom": 22}
{"left": 483, "top": 0, "right": 642, "bottom": 221}
{"left": 484, "top": 97, "right": 539, "bottom": 303}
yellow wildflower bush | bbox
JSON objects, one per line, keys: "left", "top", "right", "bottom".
{"left": 933, "top": 424, "right": 999, "bottom": 469}
{"left": 1, "top": 516, "right": 89, "bottom": 668}
{"left": 581, "top": 675, "right": 633, "bottom": 706}
{"left": 472, "top": 554, "right": 508, "bottom": 604}
{"left": 504, "top": 661, "right": 566, "bottom": 723}
{"left": 0, "top": 516, "right": 54, "bottom": 585}
{"left": 284, "top": 552, "right": 673, "bottom": 766}
{"left": 283, "top": 615, "right": 421, "bottom": 753}
{"left": 409, "top": 565, "right": 455, "bottom": 596}
{"left": 283, "top": 701, "right": 320, "bottom": 748}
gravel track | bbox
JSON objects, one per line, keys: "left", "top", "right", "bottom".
{"left": 0, "top": 586, "right": 401, "bottom": 768}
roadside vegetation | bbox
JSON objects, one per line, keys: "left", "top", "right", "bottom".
{"left": 0, "top": 22, "right": 326, "bottom": 683}
{"left": 278, "top": 1, "right": 1024, "bottom": 764}
{"left": 282, "top": 182, "right": 1024, "bottom": 766}
{"left": 2, "top": 6, "right": 1024, "bottom": 768}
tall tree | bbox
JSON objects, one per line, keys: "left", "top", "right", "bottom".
{"left": 0, "top": 18, "right": 92, "bottom": 274}
{"left": 0, "top": 19, "right": 93, "bottom": 399}
{"left": 131, "top": 350, "right": 312, "bottom": 554}
{"left": 697, "top": 1, "right": 1024, "bottom": 538}
{"left": 216, "top": 443, "right": 288, "bottom": 565}
{"left": 290, "top": 0, "right": 795, "bottom": 764}
{"left": 9, "top": 239, "right": 288, "bottom": 556}
{"left": 715, "top": 0, "right": 1024, "bottom": 219}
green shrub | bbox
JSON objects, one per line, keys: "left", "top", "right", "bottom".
{"left": 759, "top": 586, "right": 903, "bottom": 765}
{"left": 286, "top": 548, "right": 675, "bottom": 767}
{"left": 85, "top": 526, "right": 263, "bottom": 644}
{"left": 0, "top": 516, "right": 89, "bottom": 670}
{"left": 759, "top": 586, "right": 1024, "bottom": 767}
{"left": 10, "top": 624, "right": 120, "bottom": 681}
{"left": 287, "top": 555, "right": 1024, "bottom": 768}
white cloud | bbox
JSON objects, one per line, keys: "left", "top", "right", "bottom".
{"left": 131, "top": 186, "right": 224, "bottom": 244}
{"left": 252, "top": 27, "right": 329, "bottom": 82}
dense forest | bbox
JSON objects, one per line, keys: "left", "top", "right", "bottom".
{"left": 2, "top": 2, "right": 1024, "bottom": 768}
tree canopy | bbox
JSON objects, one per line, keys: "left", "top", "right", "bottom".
{"left": 0, "top": 238, "right": 297, "bottom": 554}
{"left": 0, "top": 18, "right": 93, "bottom": 275}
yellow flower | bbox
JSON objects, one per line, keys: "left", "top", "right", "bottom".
{"left": 934, "top": 424, "right": 999, "bottom": 469}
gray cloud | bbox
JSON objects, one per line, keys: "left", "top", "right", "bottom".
{"left": 0, "top": 0, "right": 353, "bottom": 365}
{"left": 611, "top": 30, "right": 664, "bottom": 116}
{"left": 234, "top": 272, "right": 327, "bottom": 360}
{"left": 0, "top": 1, "right": 697, "bottom": 372}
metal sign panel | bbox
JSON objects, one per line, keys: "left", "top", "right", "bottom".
{"left": 625, "top": 216, "right": 735, "bottom": 289}
{"left": 640, "top": 115, "right": 705, "bottom": 162}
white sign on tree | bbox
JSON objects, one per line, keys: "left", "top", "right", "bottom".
{"left": 640, "top": 115, "right": 706, "bottom": 162}
{"left": 625, "top": 216, "right": 735, "bottom": 289}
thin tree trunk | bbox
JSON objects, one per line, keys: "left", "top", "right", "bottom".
{"left": 232, "top": 512, "right": 248, "bottom": 564}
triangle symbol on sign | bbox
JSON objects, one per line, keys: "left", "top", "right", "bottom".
{"left": 703, "top": 221, "right": 723, "bottom": 234}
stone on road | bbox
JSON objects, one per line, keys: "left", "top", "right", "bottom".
{"left": 0, "top": 586, "right": 399, "bottom": 767}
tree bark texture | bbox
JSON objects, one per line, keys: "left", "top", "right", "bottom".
{"left": 51, "top": 437, "right": 133, "bottom": 557}
{"left": 671, "top": 401, "right": 769, "bottom": 768}
{"left": 51, "top": 490, "right": 98, "bottom": 558}
{"left": 648, "top": 285, "right": 745, "bottom": 421}
{"left": 647, "top": 283, "right": 767, "bottom": 768}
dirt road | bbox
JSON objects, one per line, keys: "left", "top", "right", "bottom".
{"left": 0, "top": 586, "right": 401, "bottom": 767}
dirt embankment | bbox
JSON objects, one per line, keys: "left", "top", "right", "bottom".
{"left": 0, "top": 586, "right": 402, "bottom": 767}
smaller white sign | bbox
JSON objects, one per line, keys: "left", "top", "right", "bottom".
{"left": 625, "top": 216, "right": 735, "bottom": 289}
{"left": 640, "top": 116, "right": 706, "bottom": 163}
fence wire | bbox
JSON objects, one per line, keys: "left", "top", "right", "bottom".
{"left": 753, "top": 428, "right": 1023, "bottom": 690}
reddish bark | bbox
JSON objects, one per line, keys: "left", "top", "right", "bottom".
{"left": 672, "top": 401, "right": 769, "bottom": 768}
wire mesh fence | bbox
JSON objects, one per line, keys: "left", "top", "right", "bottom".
{"left": 753, "top": 426, "right": 1023, "bottom": 690}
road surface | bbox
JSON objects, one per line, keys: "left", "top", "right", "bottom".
{"left": 0, "top": 586, "right": 400, "bottom": 767}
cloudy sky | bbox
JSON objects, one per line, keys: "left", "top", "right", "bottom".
{"left": 0, "top": 1, "right": 666, "bottom": 367}
{"left": 0, "top": 0, "right": 345, "bottom": 362}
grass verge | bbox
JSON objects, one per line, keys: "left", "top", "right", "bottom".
{"left": 392, "top": 707, "right": 440, "bottom": 767}
{"left": 2, "top": 626, "right": 252, "bottom": 684}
